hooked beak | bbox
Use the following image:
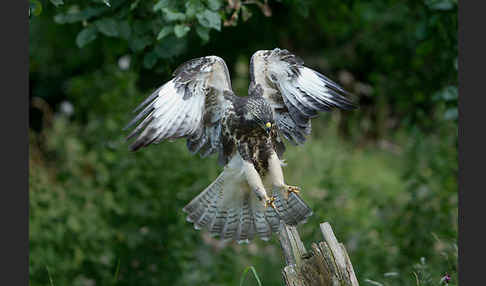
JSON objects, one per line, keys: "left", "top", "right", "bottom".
{"left": 264, "top": 122, "right": 272, "bottom": 134}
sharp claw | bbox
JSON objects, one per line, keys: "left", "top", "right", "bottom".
{"left": 264, "top": 196, "right": 276, "bottom": 209}
{"left": 284, "top": 185, "right": 301, "bottom": 200}
{"left": 289, "top": 186, "right": 300, "bottom": 194}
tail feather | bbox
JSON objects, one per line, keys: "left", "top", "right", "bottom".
{"left": 235, "top": 197, "right": 253, "bottom": 242}
{"left": 183, "top": 173, "right": 224, "bottom": 230}
{"left": 221, "top": 207, "right": 239, "bottom": 239}
{"left": 286, "top": 192, "right": 313, "bottom": 224}
{"left": 209, "top": 209, "right": 227, "bottom": 235}
{"left": 194, "top": 190, "right": 220, "bottom": 229}
{"left": 183, "top": 172, "right": 224, "bottom": 215}
{"left": 254, "top": 211, "right": 271, "bottom": 241}
{"left": 271, "top": 187, "right": 313, "bottom": 226}
{"left": 182, "top": 170, "right": 313, "bottom": 243}
{"left": 265, "top": 207, "right": 281, "bottom": 233}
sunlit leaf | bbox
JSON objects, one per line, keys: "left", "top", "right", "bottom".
{"left": 174, "top": 25, "right": 190, "bottom": 38}
{"left": 196, "top": 10, "right": 221, "bottom": 31}
{"left": 153, "top": 0, "right": 170, "bottom": 12}
{"left": 162, "top": 8, "right": 187, "bottom": 21}
{"left": 425, "top": 0, "right": 456, "bottom": 11}
{"left": 196, "top": 26, "right": 210, "bottom": 43}
{"left": 76, "top": 26, "right": 98, "bottom": 48}
{"left": 206, "top": 0, "right": 221, "bottom": 11}
{"left": 186, "top": 1, "right": 204, "bottom": 17}
{"left": 130, "top": 0, "right": 141, "bottom": 10}
{"left": 241, "top": 6, "right": 252, "bottom": 22}
{"left": 95, "top": 18, "right": 118, "bottom": 37}
{"left": 29, "top": 0, "right": 43, "bottom": 17}
{"left": 50, "top": 0, "right": 64, "bottom": 6}
{"left": 157, "top": 26, "right": 173, "bottom": 40}
{"left": 54, "top": 7, "right": 107, "bottom": 24}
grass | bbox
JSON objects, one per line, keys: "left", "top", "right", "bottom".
{"left": 29, "top": 112, "right": 457, "bottom": 286}
{"left": 240, "top": 266, "right": 263, "bottom": 286}
{"left": 46, "top": 266, "right": 54, "bottom": 286}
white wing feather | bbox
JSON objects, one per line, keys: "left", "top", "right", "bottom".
{"left": 249, "top": 48, "right": 357, "bottom": 145}
{"left": 125, "top": 56, "right": 233, "bottom": 152}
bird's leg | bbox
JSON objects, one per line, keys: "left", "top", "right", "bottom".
{"left": 267, "top": 152, "right": 301, "bottom": 200}
{"left": 242, "top": 160, "right": 276, "bottom": 209}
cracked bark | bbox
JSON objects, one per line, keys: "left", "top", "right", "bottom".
{"left": 278, "top": 221, "right": 359, "bottom": 286}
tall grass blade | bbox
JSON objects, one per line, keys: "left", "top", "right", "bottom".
{"left": 46, "top": 265, "right": 54, "bottom": 286}
{"left": 113, "top": 258, "right": 121, "bottom": 284}
{"left": 239, "top": 265, "right": 262, "bottom": 286}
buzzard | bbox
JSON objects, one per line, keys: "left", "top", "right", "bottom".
{"left": 125, "top": 48, "right": 356, "bottom": 243}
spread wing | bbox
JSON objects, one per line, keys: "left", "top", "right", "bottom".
{"left": 249, "top": 48, "right": 357, "bottom": 145}
{"left": 124, "top": 56, "right": 234, "bottom": 155}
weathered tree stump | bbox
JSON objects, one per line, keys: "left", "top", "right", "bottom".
{"left": 278, "top": 222, "right": 359, "bottom": 286}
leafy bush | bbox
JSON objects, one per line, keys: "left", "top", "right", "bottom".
{"left": 29, "top": 0, "right": 457, "bottom": 285}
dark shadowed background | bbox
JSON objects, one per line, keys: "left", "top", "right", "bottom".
{"left": 29, "top": 0, "right": 457, "bottom": 285}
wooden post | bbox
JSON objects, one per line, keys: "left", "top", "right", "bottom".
{"left": 279, "top": 222, "right": 359, "bottom": 286}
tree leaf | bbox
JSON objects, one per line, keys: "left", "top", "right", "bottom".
{"left": 196, "top": 10, "right": 221, "bottom": 31}
{"left": 174, "top": 25, "right": 190, "bottom": 38}
{"left": 54, "top": 7, "right": 107, "bottom": 24}
{"left": 196, "top": 26, "right": 210, "bottom": 43}
{"left": 241, "top": 6, "right": 252, "bottom": 22}
{"left": 154, "top": 36, "right": 188, "bottom": 59}
{"left": 76, "top": 26, "right": 98, "bottom": 48}
{"left": 130, "top": 0, "right": 141, "bottom": 10}
{"left": 157, "top": 26, "right": 173, "bottom": 40}
{"left": 129, "top": 35, "right": 152, "bottom": 52}
{"left": 162, "top": 8, "right": 187, "bottom": 21}
{"left": 29, "top": 0, "right": 43, "bottom": 17}
{"left": 143, "top": 51, "right": 158, "bottom": 69}
{"left": 118, "top": 21, "right": 131, "bottom": 40}
{"left": 153, "top": 0, "right": 170, "bottom": 12}
{"left": 207, "top": 0, "right": 221, "bottom": 11}
{"left": 50, "top": 0, "right": 64, "bottom": 6}
{"left": 95, "top": 18, "right": 118, "bottom": 37}
{"left": 185, "top": 1, "right": 204, "bottom": 17}
{"left": 425, "top": 0, "right": 456, "bottom": 10}
{"left": 102, "top": 0, "right": 111, "bottom": 7}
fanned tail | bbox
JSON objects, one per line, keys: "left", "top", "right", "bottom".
{"left": 182, "top": 172, "right": 224, "bottom": 230}
{"left": 182, "top": 170, "right": 312, "bottom": 243}
{"left": 270, "top": 187, "right": 313, "bottom": 226}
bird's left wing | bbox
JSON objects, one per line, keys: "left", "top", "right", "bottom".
{"left": 249, "top": 48, "right": 357, "bottom": 145}
{"left": 124, "top": 56, "right": 233, "bottom": 154}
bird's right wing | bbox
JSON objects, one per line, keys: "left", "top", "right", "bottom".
{"left": 249, "top": 48, "right": 357, "bottom": 145}
{"left": 124, "top": 56, "right": 234, "bottom": 156}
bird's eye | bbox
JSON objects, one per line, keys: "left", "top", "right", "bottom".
{"left": 265, "top": 122, "right": 272, "bottom": 128}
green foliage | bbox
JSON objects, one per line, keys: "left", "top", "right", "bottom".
{"left": 29, "top": 0, "right": 457, "bottom": 285}
{"left": 29, "top": 0, "right": 43, "bottom": 17}
{"left": 240, "top": 266, "right": 263, "bottom": 286}
{"left": 50, "top": 0, "right": 64, "bottom": 7}
{"left": 47, "top": 0, "right": 229, "bottom": 70}
{"left": 76, "top": 26, "right": 98, "bottom": 48}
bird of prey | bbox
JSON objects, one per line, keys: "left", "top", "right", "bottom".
{"left": 124, "top": 48, "right": 356, "bottom": 243}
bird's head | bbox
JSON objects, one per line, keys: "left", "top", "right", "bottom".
{"left": 244, "top": 96, "right": 275, "bottom": 135}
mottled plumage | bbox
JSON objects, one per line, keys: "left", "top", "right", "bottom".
{"left": 124, "top": 48, "right": 357, "bottom": 243}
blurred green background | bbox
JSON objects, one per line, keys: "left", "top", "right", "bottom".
{"left": 29, "top": 0, "right": 457, "bottom": 285}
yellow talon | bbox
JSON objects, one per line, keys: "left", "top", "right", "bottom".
{"left": 284, "top": 185, "right": 301, "bottom": 200}
{"left": 264, "top": 196, "right": 276, "bottom": 209}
